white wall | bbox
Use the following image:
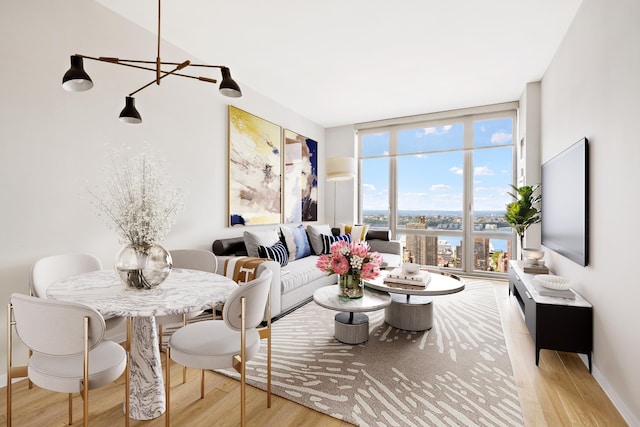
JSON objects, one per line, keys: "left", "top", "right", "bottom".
{"left": 324, "top": 125, "right": 357, "bottom": 227}
{"left": 540, "top": 0, "right": 640, "bottom": 423}
{"left": 0, "top": 0, "right": 323, "bottom": 371}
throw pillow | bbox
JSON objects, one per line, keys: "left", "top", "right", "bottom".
{"left": 340, "top": 224, "right": 369, "bottom": 242}
{"left": 243, "top": 229, "right": 280, "bottom": 258}
{"left": 258, "top": 241, "right": 289, "bottom": 267}
{"left": 280, "top": 224, "right": 311, "bottom": 261}
{"left": 321, "top": 233, "right": 351, "bottom": 254}
{"left": 306, "top": 224, "right": 332, "bottom": 255}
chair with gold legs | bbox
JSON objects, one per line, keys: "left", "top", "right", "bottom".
{"left": 6, "top": 293, "right": 129, "bottom": 427}
{"left": 164, "top": 269, "right": 272, "bottom": 426}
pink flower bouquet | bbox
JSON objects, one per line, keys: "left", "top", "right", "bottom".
{"left": 316, "top": 240, "right": 382, "bottom": 281}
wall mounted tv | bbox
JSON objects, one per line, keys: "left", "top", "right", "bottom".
{"left": 541, "top": 137, "right": 589, "bottom": 266}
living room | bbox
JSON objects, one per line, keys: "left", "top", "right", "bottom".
{"left": 1, "top": 0, "right": 638, "bottom": 425}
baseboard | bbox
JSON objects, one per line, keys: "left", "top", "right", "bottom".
{"left": 584, "top": 355, "right": 639, "bottom": 426}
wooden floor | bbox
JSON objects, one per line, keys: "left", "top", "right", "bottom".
{"left": 0, "top": 281, "right": 627, "bottom": 426}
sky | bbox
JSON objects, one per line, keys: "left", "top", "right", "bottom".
{"left": 361, "top": 117, "right": 514, "bottom": 213}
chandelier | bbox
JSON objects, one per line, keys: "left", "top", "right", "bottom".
{"left": 61, "top": 0, "right": 241, "bottom": 124}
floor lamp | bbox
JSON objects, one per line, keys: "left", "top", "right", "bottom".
{"left": 326, "top": 157, "right": 356, "bottom": 227}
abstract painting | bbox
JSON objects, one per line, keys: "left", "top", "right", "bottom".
{"left": 228, "top": 106, "right": 282, "bottom": 226}
{"left": 284, "top": 129, "right": 318, "bottom": 222}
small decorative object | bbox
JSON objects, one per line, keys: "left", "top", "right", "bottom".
{"left": 505, "top": 184, "right": 541, "bottom": 259}
{"left": 535, "top": 274, "right": 572, "bottom": 291}
{"left": 316, "top": 240, "right": 382, "bottom": 299}
{"left": 115, "top": 243, "right": 172, "bottom": 289}
{"left": 401, "top": 262, "right": 421, "bottom": 275}
{"left": 89, "top": 146, "right": 183, "bottom": 289}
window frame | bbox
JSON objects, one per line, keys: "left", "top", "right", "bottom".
{"left": 357, "top": 103, "right": 518, "bottom": 278}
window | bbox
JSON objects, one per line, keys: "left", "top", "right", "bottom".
{"left": 359, "top": 105, "right": 516, "bottom": 277}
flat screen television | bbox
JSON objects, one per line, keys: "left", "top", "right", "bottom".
{"left": 541, "top": 137, "right": 589, "bottom": 266}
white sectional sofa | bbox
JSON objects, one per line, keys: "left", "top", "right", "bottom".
{"left": 212, "top": 224, "right": 402, "bottom": 319}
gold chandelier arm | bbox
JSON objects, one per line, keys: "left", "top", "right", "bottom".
{"left": 77, "top": 55, "right": 219, "bottom": 84}
{"left": 129, "top": 60, "right": 190, "bottom": 97}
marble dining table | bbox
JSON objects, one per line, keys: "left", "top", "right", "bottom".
{"left": 47, "top": 268, "right": 238, "bottom": 420}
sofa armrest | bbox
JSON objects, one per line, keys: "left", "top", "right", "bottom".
{"left": 368, "top": 239, "right": 402, "bottom": 257}
{"left": 368, "top": 239, "right": 402, "bottom": 269}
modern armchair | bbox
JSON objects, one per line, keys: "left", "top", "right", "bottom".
{"left": 6, "top": 293, "right": 129, "bottom": 427}
{"left": 164, "top": 269, "right": 272, "bottom": 426}
{"left": 30, "top": 253, "right": 125, "bottom": 331}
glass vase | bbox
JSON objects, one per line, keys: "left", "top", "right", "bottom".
{"left": 339, "top": 273, "right": 364, "bottom": 299}
{"left": 115, "top": 243, "right": 172, "bottom": 289}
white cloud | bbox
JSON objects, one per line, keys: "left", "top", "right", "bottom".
{"left": 430, "top": 184, "right": 451, "bottom": 191}
{"left": 450, "top": 166, "right": 463, "bottom": 175}
{"left": 491, "top": 131, "right": 512, "bottom": 144}
{"left": 474, "top": 166, "right": 494, "bottom": 176}
{"left": 417, "top": 125, "right": 453, "bottom": 137}
{"left": 383, "top": 151, "right": 389, "bottom": 155}
{"left": 362, "top": 183, "right": 376, "bottom": 191}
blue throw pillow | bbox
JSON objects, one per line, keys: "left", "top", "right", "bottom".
{"left": 291, "top": 225, "right": 311, "bottom": 259}
{"left": 321, "top": 234, "right": 351, "bottom": 254}
{"left": 258, "top": 241, "right": 289, "bottom": 267}
{"left": 281, "top": 224, "right": 311, "bottom": 260}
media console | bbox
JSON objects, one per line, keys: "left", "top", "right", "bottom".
{"left": 509, "top": 260, "right": 593, "bottom": 372}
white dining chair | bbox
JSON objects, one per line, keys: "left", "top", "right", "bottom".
{"left": 157, "top": 250, "right": 218, "bottom": 342}
{"left": 157, "top": 249, "right": 219, "bottom": 382}
{"left": 165, "top": 269, "right": 272, "bottom": 427}
{"left": 30, "top": 253, "right": 125, "bottom": 331}
{"left": 7, "top": 293, "right": 129, "bottom": 427}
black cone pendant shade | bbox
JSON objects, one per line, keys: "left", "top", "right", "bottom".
{"left": 219, "top": 67, "right": 242, "bottom": 98}
{"left": 119, "top": 97, "right": 142, "bottom": 124}
{"left": 62, "top": 55, "right": 93, "bottom": 92}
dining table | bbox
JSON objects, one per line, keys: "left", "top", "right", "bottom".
{"left": 47, "top": 267, "right": 238, "bottom": 420}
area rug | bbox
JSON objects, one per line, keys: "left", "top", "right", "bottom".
{"left": 202, "top": 279, "right": 522, "bottom": 426}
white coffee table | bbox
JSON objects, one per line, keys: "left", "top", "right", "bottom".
{"left": 313, "top": 285, "right": 391, "bottom": 344}
{"left": 364, "top": 271, "right": 465, "bottom": 331}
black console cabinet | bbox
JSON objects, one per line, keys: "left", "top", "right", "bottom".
{"left": 509, "top": 261, "right": 593, "bottom": 372}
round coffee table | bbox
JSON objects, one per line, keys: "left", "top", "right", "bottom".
{"left": 364, "top": 271, "right": 464, "bottom": 331}
{"left": 313, "top": 285, "right": 391, "bottom": 344}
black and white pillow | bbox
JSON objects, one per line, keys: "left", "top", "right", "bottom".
{"left": 258, "top": 240, "right": 289, "bottom": 266}
{"left": 321, "top": 234, "right": 351, "bottom": 254}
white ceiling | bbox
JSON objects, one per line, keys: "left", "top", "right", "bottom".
{"left": 96, "top": 0, "right": 582, "bottom": 128}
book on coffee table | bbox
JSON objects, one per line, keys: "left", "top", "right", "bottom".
{"left": 383, "top": 280, "right": 429, "bottom": 290}
{"left": 384, "top": 268, "right": 431, "bottom": 288}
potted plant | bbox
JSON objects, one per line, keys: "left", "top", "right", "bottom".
{"left": 504, "top": 184, "right": 541, "bottom": 258}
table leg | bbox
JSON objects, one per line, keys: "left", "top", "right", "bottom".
{"left": 128, "top": 317, "right": 166, "bottom": 420}
{"left": 334, "top": 312, "right": 369, "bottom": 344}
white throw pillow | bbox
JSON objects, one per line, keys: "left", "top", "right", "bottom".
{"left": 243, "top": 229, "right": 280, "bottom": 258}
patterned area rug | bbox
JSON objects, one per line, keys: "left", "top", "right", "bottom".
{"left": 208, "top": 279, "right": 523, "bottom": 426}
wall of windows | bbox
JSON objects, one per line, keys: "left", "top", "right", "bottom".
{"left": 358, "top": 104, "right": 517, "bottom": 276}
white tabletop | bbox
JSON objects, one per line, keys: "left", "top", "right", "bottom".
{"left": 47, "top": 268, "right": 238, "bottom": 317}
{"left": 364, "top": 270, "right": 465, "bottom": 296}
{"left": 313, "top": 285, "right": 391, "bottom": 313}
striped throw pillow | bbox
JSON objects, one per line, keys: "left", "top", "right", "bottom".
{"left": 321, "top": 234, "right": 351, "bottom": 254}
{"left": 258, "top": 241, "right": 289, "bottom": 266}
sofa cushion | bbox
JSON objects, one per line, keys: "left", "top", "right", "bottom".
{"left": 340, "top": 224, "right": 369, "bottom": 242}
{"left": 321, "top": 234, "right": 351, "bottom": 254}
{"left": 243, "top": 229, "right": 280, "bottom": 258}
{"left": 280, "top": 224, "right": 311, "bottom": 261}
{"left": 258, "top": 241, "right": 289, "bottom": 267}
{"left": 280, "top": 256, "right": 329, "bottom": 294}
{"left": 306, "top": 224, "right": 332, "bottom": 255}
